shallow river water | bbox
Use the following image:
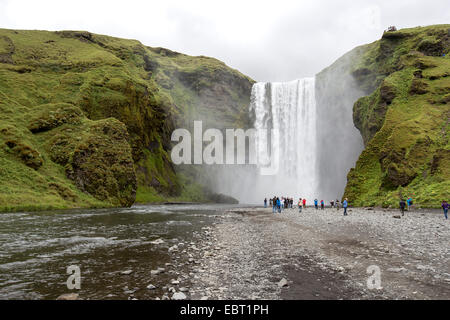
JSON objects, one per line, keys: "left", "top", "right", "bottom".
{"left": 0, "top": 204, "right": 241, "bottom": 300}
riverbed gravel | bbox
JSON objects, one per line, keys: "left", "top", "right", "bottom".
{"left": 186, "top": 206, "right": 449, "bottom": 300}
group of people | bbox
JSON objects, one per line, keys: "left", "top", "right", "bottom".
{"left": 264, "top": 196, "right": 448, "bottom": 219}
{"left": 264, "top": 197, "right": 349, "bottom": 215}
{"left": 265, "top": 197, "right": 296, "bottom": 213}
{"left": 400, "top": 198, "right": 448, "bottom": 220}
{"left": 399, "top": 197, "right": 414, "bottom": 216}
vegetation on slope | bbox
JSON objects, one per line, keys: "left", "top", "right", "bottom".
{"left": 0, "top": 29, "right": 253, "bottom": 211}
{"left": 344, "top": 25, "right": 450, "bottom": 208}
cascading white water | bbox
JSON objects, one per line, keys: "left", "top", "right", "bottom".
{"left": 250, "top": 78, "right": 318, "bottom": 200}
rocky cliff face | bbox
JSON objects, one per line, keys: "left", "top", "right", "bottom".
{"left": 0, "top": 29, "right": 253, "bottom": 211}
{"left": 342, "top": 25, "right": 450, "bottom": 207}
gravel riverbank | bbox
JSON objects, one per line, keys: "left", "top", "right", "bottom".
{"left": 185, "top": 206, "right": 449, "bottom": 300}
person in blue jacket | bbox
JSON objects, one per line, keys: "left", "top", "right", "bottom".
{"left": 276, "top": 197, "right": 281, "bottom": 213}
{"left": 407, "top": 197, "right": 413, "bottom": 210}
{"left": 343, "top": 198, "right": 348, "bottom": 216}
{"left": 314, "top": 199, "right": 318, "bottom": 210}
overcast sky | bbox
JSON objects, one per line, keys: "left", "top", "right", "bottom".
{"left": 0, "top": 0, "right": 449, "bottom": 81}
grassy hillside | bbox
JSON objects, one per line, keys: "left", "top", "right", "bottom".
{"left": 0, "top": 29, "right": 253, "bottom": 211}
{"left": 343, "top": 25, "right": 450, "bottom": 208}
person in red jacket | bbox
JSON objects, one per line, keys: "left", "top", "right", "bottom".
{"left": 302, "top": 198, "right": 306, "bottom": 208}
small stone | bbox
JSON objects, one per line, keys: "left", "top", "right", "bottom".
{"left": 120, "top": 270, "right": 133, "bottom": 275}
{"left": 172, "top": 292, "right": 187, "bottom": 300}
{"left": 278, "top": 278, "right": 288, "bottom": 288}
{"left": 151, "top": 270, "right": 161, "bottom": 276}
{"left": 387, "top": 267, "right": 407, "bottom": 273}
{"left": 56, "top": 293, "right": 79, "bottom": 300}
{"left": 146, "top": 284, "right": 156, "bottom": 290}
{"left": 150, "top": 238, "right": 165, "bottom": 245}
{"left": 179, "top": 287, "right": 188, "bottom": 292}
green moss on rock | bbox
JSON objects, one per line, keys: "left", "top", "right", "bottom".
{"left": 344, "top": 25, "right": 450, "bottom": 208}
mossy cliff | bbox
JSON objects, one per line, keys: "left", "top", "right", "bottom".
{"left": 0, "top": 29, "right": 253, "bottom": 211}
{"left": 341, "top": 25, "right": 450, "bottom": 208}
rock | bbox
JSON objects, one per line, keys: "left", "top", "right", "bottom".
{"left": 150, "top": 239, "right": 165, "bottom": 245}
{"left": 171, "top": 279, "right": 180, "bottom": 285}
{"left": 172, "top": 292, "right": 187, "bottom": 300}
{"left": 151, "top": 269, "right": 161, "bottom": 276}
{"left": 387, "top": 267, "right": 407, "bottom": 273}
{"left": 120, "top": 270, "right": 133, "bottom": 275}
{"left": 200, "top": 296, "right": 209, "bottom": 300}
{"left": 278, "top": 278, "right": 288, "bottom": 288}
{"left": 416, "top": 264, "right": 435, "bottom": 272}
{"left": 179, "top": 287, "right": 188, "bottom": 292}
{"left": 162, "top": 295, "right": 170, "bottom": 300}
{"left": 56, "top": 293, "right": 79, "bottom": 300}
{"left": 169, "top": 245, "right": 179, "bottom": 252}
{"left": 392, "top": 215, "right": 401, "bottom": 219}
{"left": 146, "top": 284, "right": 157, "bottom": 290}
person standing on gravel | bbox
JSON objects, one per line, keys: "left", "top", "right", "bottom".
{"left": 399, "top": 199, "right": 406, "bottom": 216}
{"left": 298, "top": 198, "right": 303, "bottom": 213}
{"left": 407, "top": 197, "right": 413, "bottom": 210}
{"left": 320, "top": 200, "right": 324, "bottom": 210}
{"left": 276, "top": 197, "right": 281, "bottom": 213}
{"left": 314, "top": 199, "right": 318, "bottom": 210}
{"left": 336, "top": 199, "right": 340, "bottom": 210}
{"left": 272, "top": 196, "right": 277, "bottom": 213}
{"left": 302, "top": 198, "right": 306, "bottom": 209}
{"left": 343, "top": 198, "right": 348, "bottom": 216}
{"left": 264, "top": 198, "right": 267, "bottom": 208}
{"left": 442, "top": 200, "right": 449, "bottom": 220}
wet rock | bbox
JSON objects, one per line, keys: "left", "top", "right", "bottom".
{"left": 150, "top": 239, "right": 165, "bottom": 245}
{"left": 120, "top": 270, "right": 133, "bottom": 275}
{"left": 172, "top": 292, "right": 187, "bottom": 300}
{"left": 146, "top": 284, "right": 157, "bottom": 290}
{"left": 56, "top": 293, "right": 79, "bottom": 300}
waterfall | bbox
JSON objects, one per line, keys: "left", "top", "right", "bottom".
{"left": 250, "top": 78, "right": 318, "bottom": 200}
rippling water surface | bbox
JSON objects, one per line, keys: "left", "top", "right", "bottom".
{"left": 0, "top": 204, "right": 241, "bottom": 299}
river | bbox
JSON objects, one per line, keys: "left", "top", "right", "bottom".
{"left": 0, "top": 204, "right": 242, "bottom": 300}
